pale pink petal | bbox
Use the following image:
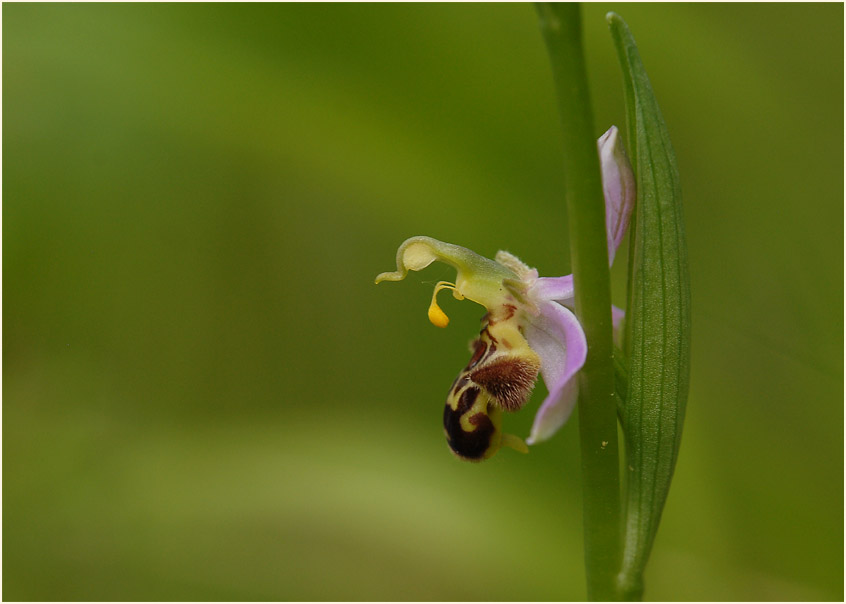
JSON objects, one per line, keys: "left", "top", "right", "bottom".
{"left": 530, "top": 275, "right": 574, "bottom": 303}
{"left": 524, "top": 301, "right": 588, "bottom": 445}
{"left": 598, "top": 126, "right": 636, "bottom": 265}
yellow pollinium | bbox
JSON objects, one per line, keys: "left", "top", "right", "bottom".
{"left": 428, "top": 303, "right": 450, "bottom": 328}
{"left": 428, "top": 281, "right": 462, "bottom": 328}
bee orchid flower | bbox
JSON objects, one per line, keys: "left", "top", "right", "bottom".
{"left": 375, "top": 126, "right": 634, "bottom": 461}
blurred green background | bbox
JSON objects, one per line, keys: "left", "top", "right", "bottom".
{"left": 4, "top": 3, "right": 843, "bottom": 601}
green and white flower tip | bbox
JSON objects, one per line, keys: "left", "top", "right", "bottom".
{"left": 375, "top": 126, "right": 634, "bottom": 462}
{"left": 375, "top": 236, "right": 523, "bottom": 327}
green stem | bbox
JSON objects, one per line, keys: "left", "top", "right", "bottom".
{"left": 535, "top": 3, "right": 622, "bottom": 601}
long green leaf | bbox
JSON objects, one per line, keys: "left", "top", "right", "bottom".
{"left": 607, "top": 12, "right": 691, "bottom": 600}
